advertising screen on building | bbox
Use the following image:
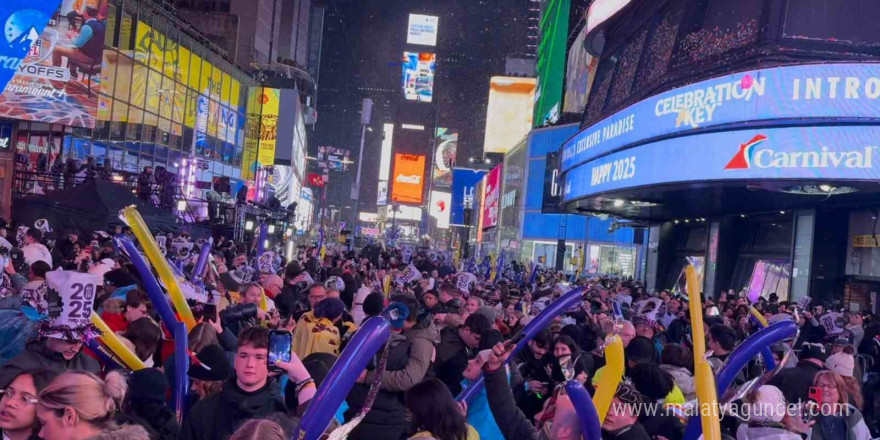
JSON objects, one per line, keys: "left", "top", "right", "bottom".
{"left": 243, "top": 87, "right": 280, "bottom": 180}
{"left": 0, "top": 0, "right": 63, "bottom": 92}
{"left": 542, "top": 152, "right": 564, "bottom": 213}
{"left": 482, "top": 164, "right": 502, "bottom": 229}
{"left": 429, "top": 190, "right": 451, "bottom": 229}
{"left": 563, "top": 26, "right": 598, "bottom": 115}
{"left": 562, "top": 63, "right": 880, "bottom": 174}
{"left": 0, "top": 0, "right": 110, "bottom": 128}
{"left": 534, "top": 0, "right": 570, "bottom": 127}
{"left": 402, "top": 52, "right": 435, "bottom": 103}
{"left": 450, "top": 168, "right": 487, "bottom": 226}
{"left": 407, "top": 14, "right": 439, "bottom": 46}
{"left": 562, "top": 125, "right": 880, "bottom": 204}
{"left": 433, "top": 127, "right": 458, "bottom": 186}
{"left": 295, "top": 188, "right": 313, "bottom": 233}
{"left": 484, "top": 77, "right": 535, "bottom": 154}
{"left": 391, "top": 153, "right": 426, "bottom": 204}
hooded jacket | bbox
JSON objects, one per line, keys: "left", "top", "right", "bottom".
{"left": 433, "top": 327, "right": 472, "bottom": 396}
{"left": 367, "top": 314, "right": 440, "bottom": 392}
{"left": 660, "top": 364, "right": 696, "bottom": 401}
{"left": 179, "top": 379, "right": 287, "bottom": 440}
{"left": 0, "top": 339, "right": 101, "bottom": 388}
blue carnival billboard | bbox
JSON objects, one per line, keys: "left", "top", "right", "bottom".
{"left": 562, "top": 125, "right": 880, "bottom": 203}
{"left": 450, "top": 168, "right": 487, "bottom": 226}
{"left": 561, "top": 63, "right": 880, "bottom": 173}
{"left": 0, "top": 1, "right": 64, "bottom": 95}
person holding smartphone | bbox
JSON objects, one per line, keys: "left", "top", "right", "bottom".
{"left": 179, "top": 327, "right": 316, "bottom": 440}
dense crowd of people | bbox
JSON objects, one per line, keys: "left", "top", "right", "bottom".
{"left": 0, "top": 218, "right": 878, "bottom": 440}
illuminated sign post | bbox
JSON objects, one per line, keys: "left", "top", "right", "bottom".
{"left": 482, "top": 164, "right": 502, "bottom": 229}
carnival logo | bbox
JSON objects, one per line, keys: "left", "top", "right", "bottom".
{"left": 724, "top": 135, "right": 767, "bottom": 169}
{"left": 396, "top": 174, "right": 422, "bottom": 184}
{"left": 725, "top": 134, "right": 876, "bottom": 170}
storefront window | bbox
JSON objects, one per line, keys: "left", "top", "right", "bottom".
{"left": 588, "top": 244, "right": 637, "bottom": 277}
{"left": 747, "top": 260, "right": 791, "bottom": 302}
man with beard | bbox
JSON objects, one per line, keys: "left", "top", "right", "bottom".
{"left": 513, "top": 329, "right": 553, "bottom": 420}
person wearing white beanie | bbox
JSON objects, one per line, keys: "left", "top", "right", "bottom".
{"left": 736, "top": 385, "right": 806, "bottom": 440}
{"left": 825, "top": 352, "right": 855, "bottom": 378}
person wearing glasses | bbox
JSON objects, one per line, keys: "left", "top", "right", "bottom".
{"left": 0, "top": 370, "right": 58, "bottom": 440}
{"left": 809, "top": 371, "right": 872, "bottom": 440}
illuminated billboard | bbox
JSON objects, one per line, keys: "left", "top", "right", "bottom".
{"left": 295, "top": 188, "right": 313, "bottom": 233}
{"left": 450, "top": 168, "right": 487, "bottom": 226}
{"left": 482, "top": 164, "right": 502, "bottom": 229}
{"left": 407, "top": 14, "right": 439, "bottom": 46}
{"left": 484, "top": 77, "right": 536, "bottom": 154}
{"left": 242, "top": 87, "right": 280, "bottom": 180}
{"left": 433, "top": 128, "right": 458, "bottom": 186}
{"left": 429, "top": 190, "right": 451, "bottom": 229}
{"left": 0, "top": 0, "right": 110, "bottom": 128}
{"left": 390, "top": 153, "right": 426, "bottom": 204}
{"left": 534, "top": 0, "right": 570, "bottom": 127}
{"left": 402, "top": 52, "right": 435, "bottom": 103}
{"left": 0, "top": 0, "right": 63, "bottom": 92}
{"left": 563, "top": 26, "right": 598, "bottom": 115}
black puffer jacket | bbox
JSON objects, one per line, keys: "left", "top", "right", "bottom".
{"left": 344, "top": 332, "right": 412, "bottom": 440}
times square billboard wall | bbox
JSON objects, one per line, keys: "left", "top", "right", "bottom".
{"left": 533, "top": 0, "right": 570, "bottom": 127}
{"left": 450, "top": 167, "right": 487, "bottom": 226}
{"left": 483, "top": 77, "right": 536, "bottom": 154}
{"left": 391, "top": 153, "right": 426, "bottom": 205}
{"left": 0, "top": 0, "right": 110, "bottom": 128}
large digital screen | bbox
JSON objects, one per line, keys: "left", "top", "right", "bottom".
{"left": 269, "top": 165, "right": 301, "bottom": 208}
{"left": 562, "top": 125, "right": 880, "bottom": 203}
{"left": 450, "top": 168, "right": 487, "bottom": 226}
{"left": 563, "top": 26, "right": 598, "bottom": 115}
{"left": 0, "top": 0, "right": 62, "bottom": 92}
{"left": 0, "top": 0, "right": 108, "bottom": 128}
{"left": 586, "top": 0, "right": 633, "bottom": 35}
{"left": 407, "top": 14, "right": 439, "bottom": 46}
{"left": 429, "top": 190, "right": 451, "bottom": 229}
{"left": 391, "top": 153, "right": 426, "bottom": 204}
{"left": 433, "top": 127, "right": 458, "bottom": 185}
{"left": 242, "top": 87, "right": 279, "bottom": 180}
{"left": 533, "top": 0, "right": 570, "bottom": 127}
{"left": 562, "top": 63, "right": 880, "bottom": 173}
{"left": 482, "top": 164, "right": 502, "bottom": 229}
{"left": 484, "top": 77, "right": 536, "bottom": 154}
{"left": 295, "top": 187, "right": 313, "bottom": 233}
{"left": 402, "top": 52, "right": 435, "bottom": 102}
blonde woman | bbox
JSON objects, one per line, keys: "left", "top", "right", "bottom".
{"left": 36, "top": 371, "right": 150, "bottom": 440}
{"left": 809, "top": 371, "right": 872, "bottom": 440}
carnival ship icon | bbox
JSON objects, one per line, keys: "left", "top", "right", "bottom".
{"left": 724, "top": 134, "right": 768, "bottom": 170}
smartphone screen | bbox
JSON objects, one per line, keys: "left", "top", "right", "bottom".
{"left": 268, "top": 330, "right": 292, "bottom": 370}
{"left": 203, "top": 304, "right": 218, "bottom": 322}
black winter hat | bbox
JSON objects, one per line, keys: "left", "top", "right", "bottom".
{"left": 800, "top": 342, "right": 828, "bottom": 362}
{"left": 362, "top": 292, "right": 385, "bottom": 318}
{"left": 625, "top": 336, "right": 656, "bottom": 364}
{"left": 188, "top": 345, "right": 232, "bottom": 382}
{"left": 128, "top": 368, "right": 169, "bottom": 403}
{"left": 104, "top": 268, "right": 137, "bottom": 287}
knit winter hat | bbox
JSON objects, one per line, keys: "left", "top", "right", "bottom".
{"left": 128, "top": 368, "right": 169, "bottom": 403}
{"left": 363, "top": 292, "right": 385, "bottom": 317}
{"left": 800, "top": 342, "right": 828, "bottom": 362}
{"left": 825, "top": 352, "right": 855, "bottom": 378}
{"left": 314, "top": 297, "right": 346, "bottom": 320}
{"left": 748, "top": 385, "right": 787, "bottom": 423}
